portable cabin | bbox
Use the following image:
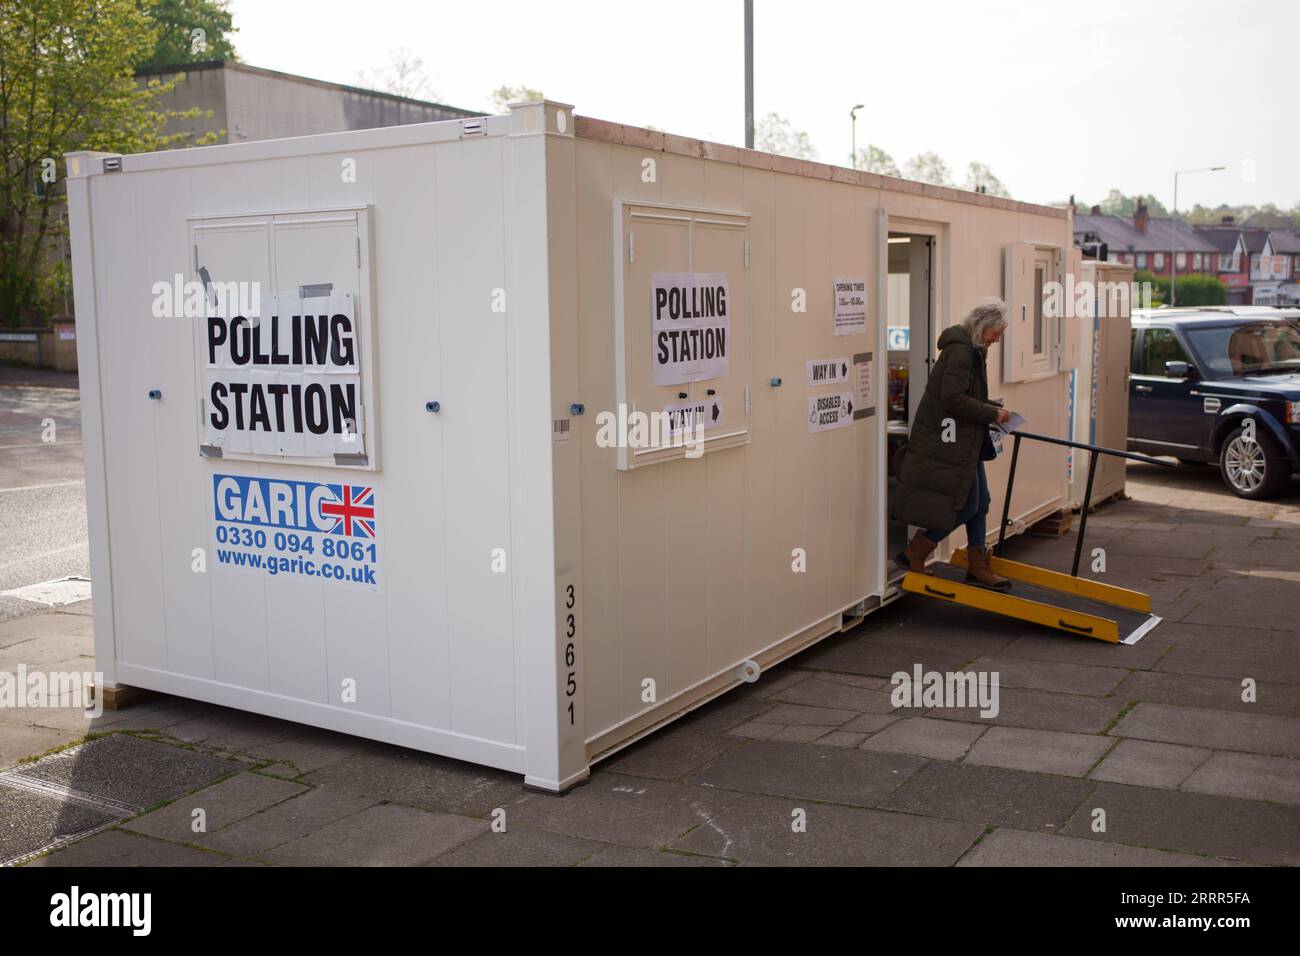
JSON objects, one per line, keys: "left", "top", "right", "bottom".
{"left": 1068, "top": 258, "right": 1135, "bottom": 509}
{"left": 66, "top": 100, "right": 1083, "bottom": 790}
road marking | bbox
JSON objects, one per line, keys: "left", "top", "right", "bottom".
{"left": 0, "top": 440, "right": 84, "bottom": 450}
{"left": 0, "top": 479, "right": 85, "bottom": 494}
{"left": 0, "top": 542, "right": 88, "bottom": 574}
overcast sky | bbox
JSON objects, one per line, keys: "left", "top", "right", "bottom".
{"left": 227, "top": 0, "right": 1298, "bottom": 211}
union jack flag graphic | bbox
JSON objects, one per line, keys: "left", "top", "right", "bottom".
{"left": 319, "top": 484, "right": 376, "bottom": 538}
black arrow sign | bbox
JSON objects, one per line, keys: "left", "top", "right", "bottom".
{"left": 712, "top": 402, "right": 720, "bottom": 422}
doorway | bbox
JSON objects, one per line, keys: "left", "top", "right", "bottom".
{"left": 885, "top": 232, "right": 934, "bottom": 579}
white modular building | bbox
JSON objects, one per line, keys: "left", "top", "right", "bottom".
{"left": 1068, "top": 258, "right": 1135, "bottom": 508}
{"left": 67, "top": 101, "right": 1082, "bottom": 790}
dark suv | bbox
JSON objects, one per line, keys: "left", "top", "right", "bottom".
{"left": 1129, "top": 308, "right": 1300, "bottom": 498}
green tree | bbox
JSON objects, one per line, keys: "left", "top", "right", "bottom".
{"left": 1172, "top": 274, "right": 1228, "bottom": 306}
{"left": 1184, "top": 202, "right": 1239, "bottom": 225}
{"left": 1133, "top": 270, "right": 1164, "bottom": 306}
{"left": 491, "top": 84, "right": 544, "bottom": 112}
{"left": 1, "top": 0, "right": 213, "bottom": 324}
{"left": 135, "top": 0, "right": 238, "bottom": 70}
{"left": 963, "top": 161, "right": 1009, "bottom": 197}
{"left": 1241, "top": 203, "right": 1292, "bottom": 228}
{"left": 1095, "top": 190, "right": 1168, "bottom": 218}
{"left": 903, "top": 152, "right": 952, "bottom": 187}
{"left": 854, "top": 144, "right": 898, "bottom": 176}
{"left": 1135, "top": 270, "right": 1226, "bottom": 307}
{"left": 755, "top": 113, "right": 817, "bottom": 160}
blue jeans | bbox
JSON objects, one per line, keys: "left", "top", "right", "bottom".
{"left": 923, "top": 460, "right": 991, "bottom": 546}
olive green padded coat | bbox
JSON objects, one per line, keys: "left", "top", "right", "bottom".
{"left": 893, "top": 324, "right": 1001, "bottom": 532}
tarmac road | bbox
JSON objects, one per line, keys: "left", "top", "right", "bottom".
{"left": 0, "top": 380, "right": 89, "bottom": 622}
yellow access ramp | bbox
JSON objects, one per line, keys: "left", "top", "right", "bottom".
{"left": 901, "top": 548, "right": 1161, "bottom": 645}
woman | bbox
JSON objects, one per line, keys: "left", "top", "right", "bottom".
{"left": 893, "top": 300, "right": 1015, "bottom": 589}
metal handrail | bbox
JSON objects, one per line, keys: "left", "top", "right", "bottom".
{"left": 995, "top": 429, "right": 1175, "bottom": 577}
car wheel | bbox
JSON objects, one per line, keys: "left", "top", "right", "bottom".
{"left": 1218, "top": 423, "right": 1289, "bottom": 499}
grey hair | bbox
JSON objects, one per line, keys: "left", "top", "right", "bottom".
{"left": 961, "top": 299, "right": 1008, "bottom": 345}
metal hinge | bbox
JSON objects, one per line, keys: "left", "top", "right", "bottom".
{"left": 744, "top": 386, "right": 750, "bottom": 414}
{"left": 628, "top": 231, "right": 634, "bottom": 264}
{"left": 743, "top": 240, "right": 750, "bottom": 268}
{"left": 356, "top": 237, "right": 361, "bottom": 268}
{"left": 103, "top": 157, "right": 122, "bottom": 173}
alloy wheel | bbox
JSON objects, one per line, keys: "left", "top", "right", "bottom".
{"left": 1224, "top": 437, "right": 1265, "bottom": 493}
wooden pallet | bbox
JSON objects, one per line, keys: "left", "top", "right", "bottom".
{"left": 1028, "top": 508, "right": 1074, "bottom": 537}
{"left": 91, "top": 683, "right": 154, "bottom": 710}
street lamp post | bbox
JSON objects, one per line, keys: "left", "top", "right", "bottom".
{"left": 1171, "top": 165, "right": 1226, "bottom": 306}
{"left": 744, "top": 1, "right": 754, "bottom": 150}
{"left": 850, "top": 104, "right": 865, "bottom": 168}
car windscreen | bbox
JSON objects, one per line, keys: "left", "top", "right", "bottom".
{"left": 1183, "top": 321, "right": 1300, "bottom": 377}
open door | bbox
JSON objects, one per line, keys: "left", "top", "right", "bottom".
{"left": 884, "top": 230, "right": 935, "bottom": 582}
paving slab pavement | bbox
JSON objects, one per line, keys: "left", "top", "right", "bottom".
{"left": 963, "top": 725, "right": 1115, "bottom": 776}
{"left": 1112, "top": 701, "right": 1300, "bottom": 757}
{"left": 1089, "top": 739, "right": 1213, "bottom": 789}
{"left": 957, "top": 829, "right": 1246, "bottom": 867}
{"left": 3, "top": 466, "right": 1299, "bottom": 866}
{"left": 668, "top": 792, "right": 986, "bottom": 866}
{"left": 1060, "top": 782, "right": 1300, "bottom": 866}
{"left": 878, "top": 761, "right": 1096, "bottom": 832}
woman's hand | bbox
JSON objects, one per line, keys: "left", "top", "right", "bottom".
{"left": 995, "top": 408, "right": 1012, "bottom": 425}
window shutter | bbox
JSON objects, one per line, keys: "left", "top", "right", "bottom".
{"left": 1061, "top": 248, "right": 1083, "bottom": 372}
{"left": 1002, "top": 242, "right": 1035, "bottom": 383}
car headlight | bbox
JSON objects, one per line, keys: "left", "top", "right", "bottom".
{"left": 1288, "top": 400, "right": 1300, "bottom": 424}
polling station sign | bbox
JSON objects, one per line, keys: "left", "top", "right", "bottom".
{"left": 212, "top": 473, "right": 382, "bottom": 590}
{"left": 651, "top": 273, "right": 730, "bottom": 385}
{"left": 202, "top": 290, "right": 364, "bottom": 458}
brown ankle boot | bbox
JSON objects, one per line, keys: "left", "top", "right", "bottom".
{"left": 895, "top": 532, "right": 937, "bottom": 573}
{"left": 965, "top": 546, "right": 1011, "bottom": 590}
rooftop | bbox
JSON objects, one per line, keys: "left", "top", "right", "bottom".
{"left": 575, "top": 114, "right": 1069, "bottom": 220}
{"left": 1267, "top": 230, "right": 1300, "bottom": 254}
{"left": 1192, "top": 227, "right": 1246, "bottom": 253}
{"left": 1074, "top": 211, "right": 1218, "bottom": 253}
{"left": 135, "top": 59, "right": 482, "bottom": 119}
